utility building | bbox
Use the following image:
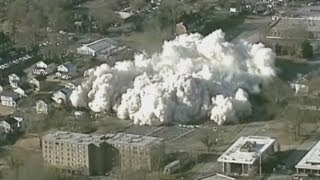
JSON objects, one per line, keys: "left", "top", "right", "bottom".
{"left": 217, "top": 136, "right": 277, "bottom": 177}
{"left": 296, "top": 140, "right": 320, "bottom": 176}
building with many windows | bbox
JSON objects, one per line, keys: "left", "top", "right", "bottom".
{"left": 41, "top": 131, "right": 165, "bottom": 175}
{"left": 41, "top": 131, "right": 118, "bottom": 176}
{"left": 107, "top": 133, "right": 165, "bottom": 171}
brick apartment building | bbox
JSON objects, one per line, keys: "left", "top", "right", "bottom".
{"left": 41, "top": 131, "right": 164, "bottom": 175}
{"left": 107, "top": 133, "right": 165, "bottom": 171}
{"left": 41, "top": 131, "right": 118, "bottom": 176}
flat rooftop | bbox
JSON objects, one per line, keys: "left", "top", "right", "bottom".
{"left": 296, "top": 140, "right": 320, "bottom": 170}
{"left": 85, "top": 37, "right": 117, "bottom": 52}
{"left": 217, "top": 136, "right": 276, "bottom": 165}
{"left": 196, "top": 173, "right": 235, "bottom": 180}
{"left": 271, "top": 17, "right": 320, "bottom": 32}
{"left": 42, "top": 131, "right": 164, "bottom": 147}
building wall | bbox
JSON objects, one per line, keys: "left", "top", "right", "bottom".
{"left": 36, "top": 101, "right": 48, "bottom": 114}
{"left": 111, "top": 141, "right": 165, "bottom": 171}
{"left": 1, "top": 99, "right": 16, "bottom": 107}
{"left": 42, "top": 138, "right": 91, "bottom": 175}
{"left": 222, "top": 142, "right": 276, "bottom": 176}
{"left": 88, "top": 142, "right": 119, "bottom": 175}
{"left": 41, "top": 138, "right": 118, "bottom": 176}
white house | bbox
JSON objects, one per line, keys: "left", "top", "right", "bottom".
{"left": 64, "top": 78, "right": 82, "bottom": 90}
{"left": 36, "top": 99, "right": 52, "bottom": 114}
{"left": 8, "top": 73, "right": 20, "bottom": 89}
{"left": 0, "top": 115, "right": 27, "bottom": 138}
{"left": 13, "top": 87, "right": 27, "bottom": 97}
{"left": 29, "top": 76, "right": 46, "bottom": 92}
{"left": 0, "top": 91, "right": 20, "bottom": 107}
{"left": 32, "top": 61, "right": 56, "bottom": 75}
{"left": 52, "top": 88, "right": 72, "bottom": 104}
{"left": 56, "top": 62, "right": 77, "bottom": 80}
{"left": 13, "top": 83, "right": 32, "bottom": 97}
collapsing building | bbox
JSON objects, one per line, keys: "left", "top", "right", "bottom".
{"left": 217, "top": 136, "right": 278, "bottom": 177}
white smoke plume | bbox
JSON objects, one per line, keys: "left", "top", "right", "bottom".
{"left": 70, "top": 30, "right": 276, "bottom": 125}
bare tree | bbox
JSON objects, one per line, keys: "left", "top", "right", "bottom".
{"left": 200, "top": 133, "right": 214, "bottom": 152}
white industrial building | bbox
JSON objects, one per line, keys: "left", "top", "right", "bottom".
{"left": 296, "top": 140, "right": 320, "bottom": 176}
{"left": 76, "top": 37, "right": 118, "bottom": 57}
{"left": 217, "top": 136, "right": 277, "bottom": 177}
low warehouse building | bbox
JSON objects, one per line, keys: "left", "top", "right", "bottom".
{"left": 217, "top": 136, "right": 277, "bottom": 177}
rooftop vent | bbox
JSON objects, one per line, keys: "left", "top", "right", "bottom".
{"left": 240, "top": 141, "right": 256, "bottom": 152}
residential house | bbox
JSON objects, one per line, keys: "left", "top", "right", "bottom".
{"left": 0, "top": 115, "right": 26, "bottom": 141}
{"left": 36, "top": 99, "right": 52, "bottom": 115}
{"left": 176, "top": 22, "right": 187, "bottom": 35}
{"left": 8, "top": 73, "right": 20, "bottom": 89}
{"left": 11, "top": 110, "right": 27, "bottom": 132}
{"left": 29, "top": 76, "right": 47, "bottom": 92}
{"left": 52, "top": 88, "right": 72, "bottom": 104}
{"left": 13, "top": 83, "right": 33, "bottom": 97}
{"left": 0, "top": 91, "right": 20, "bottom": 107}
{"left": 32, "top": 61, "right": 56, "bottom": 76}
{"left": 64, "top": 78, "right": 83, "bottom": 90}
{"left": 56, "top": 62, "right": 77, "bottom": 80}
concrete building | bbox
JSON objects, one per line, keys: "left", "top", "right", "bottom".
{"left": 41, "top": 131, "right": 164, "bottom": 175}
{"left": 295, "top": 140, "right": 320, "bottom": 176}
{"left": 217, "top": 136, "right": 277, "bottom": 177}
{"left": 107, "top": 133, "right": 165, "bottom": 171}
{"left": 41, "top": 131, "right": 118, "bottom": 176}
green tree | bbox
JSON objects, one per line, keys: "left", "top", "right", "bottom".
{"left": 86, "top": 0, "right": 118, "bottom": 32}
{"left": 200, "top": 132, "right": 216, "bottom": 152}
{"left": 301, "top": 40, "right": 313, "bottom": 58}
{"left": 129, "top": 0, "right": 145, "bottom": 11}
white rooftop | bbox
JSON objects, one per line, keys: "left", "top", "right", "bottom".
{"left": 196, "top": 173, "right": 235, "bottom": 180}
{"left": 217, "top": 136, "right": 276, "bottom": 165}
{"left": 85, "top": 37, "right": 117, "bottom": 52}
{"left": 296, "top": 140, "right": 320, "bottom": 170}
